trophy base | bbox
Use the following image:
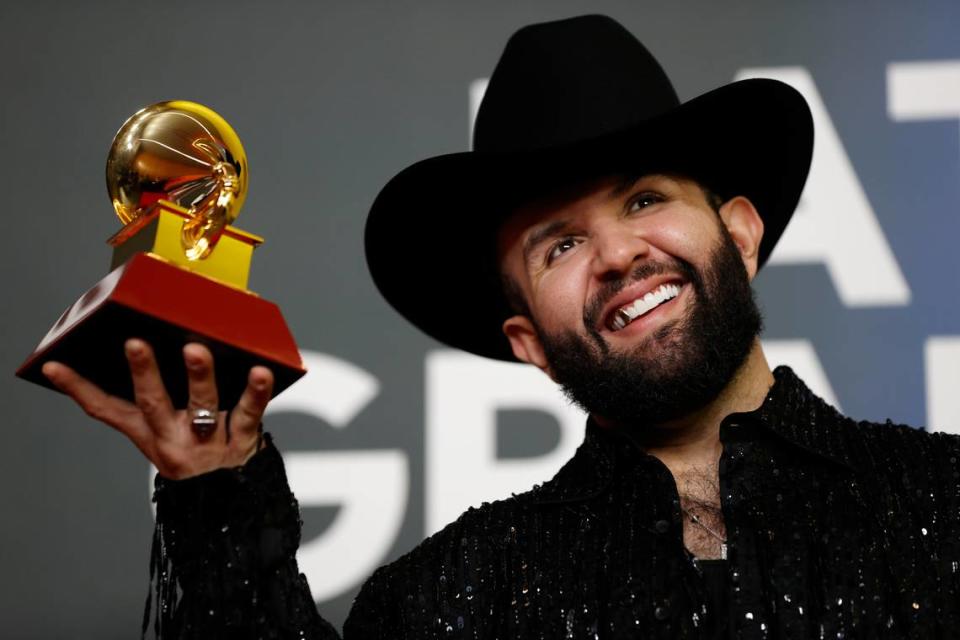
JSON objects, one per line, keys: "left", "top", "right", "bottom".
{"left": 16, "top": 253, "right": 306, "bottom": 409}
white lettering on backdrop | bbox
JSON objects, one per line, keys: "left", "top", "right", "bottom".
{"left": 265, "top": 351, "right": 408, "bottom": 603}
{"left": 425, "top": 350, "right": 585, "bottom": 534}
{"left": 734, "top": 67, "right": 911, "bottom": 306}
{"left": 888, "top": 60, "right": 960, "bottom": 435}
{"left": 888, "top": 60, "right": 960, "bottom": 140}
{"left": 925, "top": 337, "right": 960, "bottom": 435}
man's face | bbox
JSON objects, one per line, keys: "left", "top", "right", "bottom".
{"left": 497, "top": 174, "right": 765, "bottom": 427}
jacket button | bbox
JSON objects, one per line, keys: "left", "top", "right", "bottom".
{"left": 654, "top": 604, "right": 669, "bottom": 620}
{"left": 654, "top": 519, "right": 670, "bottom": 534}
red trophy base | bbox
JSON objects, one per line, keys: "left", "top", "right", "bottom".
{"left": 16, "top": 253, "right": 306, "bottom": 409}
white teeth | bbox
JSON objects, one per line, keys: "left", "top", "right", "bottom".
{"left": 609, "top": 283, "right": 681, "bottom": 331}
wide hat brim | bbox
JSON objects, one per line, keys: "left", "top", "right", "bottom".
{"left": 365, "top": 77, "right": 813, "bottom": 362}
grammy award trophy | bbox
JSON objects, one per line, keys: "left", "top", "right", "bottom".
{"left": 16, "top": 101, "right": 306, "bottom": 408}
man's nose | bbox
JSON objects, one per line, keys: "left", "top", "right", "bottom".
{"left": 591, "top": 225, "right": 650, "bottom": 279}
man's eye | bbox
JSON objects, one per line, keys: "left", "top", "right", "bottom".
{"left": 547, "top": 237, "right": 579, "bottom": 263}
{"left": 627, "top": 191, "right": 664, "bottom": 212}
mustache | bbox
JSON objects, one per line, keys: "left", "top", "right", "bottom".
{"left": 582, "top": 258, "right": 700, "bottom": 331}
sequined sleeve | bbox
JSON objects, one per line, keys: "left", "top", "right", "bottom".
{"left": 150, "top": 434, "right": 342, "bottom": 639}
{"left": 858, "top": 421, "right": 960, "bottom": 627}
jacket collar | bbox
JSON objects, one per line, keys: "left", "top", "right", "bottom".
{"left": 531, "top": 366, "right": 860, "bottom": 505}
{"left": 750, "top": 365, "right": 861, "bottom": 472}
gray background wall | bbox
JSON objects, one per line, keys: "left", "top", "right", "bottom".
{"left": 2, "top": 1, "right": 959, "bottom": 637}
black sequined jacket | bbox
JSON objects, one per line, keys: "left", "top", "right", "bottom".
{"left": 151, "top": 367, "right": 960, "bottom": 639}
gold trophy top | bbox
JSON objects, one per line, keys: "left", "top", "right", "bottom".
{"left": 106, "top": 101, "right": 248, "bottom": 260}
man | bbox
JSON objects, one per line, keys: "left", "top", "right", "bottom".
{"left": 42, "top": 14, "right": 960, "bottom": 639}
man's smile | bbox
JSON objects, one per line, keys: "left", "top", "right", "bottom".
{"left": 598, "top": 276, "right": 688, "bottom": 334}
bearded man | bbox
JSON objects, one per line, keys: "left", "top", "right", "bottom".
{"left": 43, "top": 14, "right": 960, "bottom": 639}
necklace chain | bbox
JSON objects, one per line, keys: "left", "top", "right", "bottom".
{"left": 681, "top": 506, "right": 728, "bottom": 560}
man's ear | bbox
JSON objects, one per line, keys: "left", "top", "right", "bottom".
{"left": 502, "top": 315, "right": 555, "bottom": 380}
{"left": 718, "top": 196, "right": 764, "bottom": 280}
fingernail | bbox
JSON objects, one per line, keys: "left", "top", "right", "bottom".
{"left": 41, "top": 362, "right": 57, "bottom": 380}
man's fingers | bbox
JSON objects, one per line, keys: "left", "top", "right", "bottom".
{"left": 42, "top": 361, "right": 149, "bottom": 442}
{"left": 183, "top": 343, "right": 219, "bottom": 411}
{"left": 231, "top": 365, "right": 274, "bottom": 435}
{"left": 125, "top": 339, "right": 175, "bottom": 425}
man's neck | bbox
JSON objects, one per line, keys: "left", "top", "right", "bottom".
{"left": 595, "top": 339, "right": 775, "bottom": 473}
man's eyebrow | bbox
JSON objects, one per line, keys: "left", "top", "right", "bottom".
{"left": 611, "top": 175, "right": 640, "bottom": 197}
{"left": 522, "top": 219, "right": 571, "bottom": 263}
{"left": 609, "top": 173, "right": 670, "bottom": 197}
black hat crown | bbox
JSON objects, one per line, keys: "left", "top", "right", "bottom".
{"left": 475, "top": 15, "right": 680, "bottom": 153}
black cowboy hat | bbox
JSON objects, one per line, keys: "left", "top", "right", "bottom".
{"left": 365, "top": 14, "right": 813, "bottom": 362}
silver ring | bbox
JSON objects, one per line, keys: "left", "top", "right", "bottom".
{"left": 190, "top": 407, "right": 218, "bottom": 438}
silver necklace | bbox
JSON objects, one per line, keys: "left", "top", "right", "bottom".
{"left": 681, "top": 506, "right": 728, "bottom": 560}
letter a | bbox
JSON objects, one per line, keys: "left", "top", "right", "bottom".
{"left": 735, "top": 67, "right": 911, "bottom": 307}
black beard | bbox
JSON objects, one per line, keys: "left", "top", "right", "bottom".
{"left": 535, "top": 226, "right": 763, "bottom": 427}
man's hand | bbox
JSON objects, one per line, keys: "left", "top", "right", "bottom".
{"left": 41, "top": 338, "right": 274, "bottom": 480}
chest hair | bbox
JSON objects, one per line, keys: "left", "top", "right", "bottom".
{"left": 675, "top": 464, "right": 726, "bottom": 560}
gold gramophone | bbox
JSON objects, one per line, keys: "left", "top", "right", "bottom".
{"left": 17, "top": 101, "right": 305, "bottom": 408}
